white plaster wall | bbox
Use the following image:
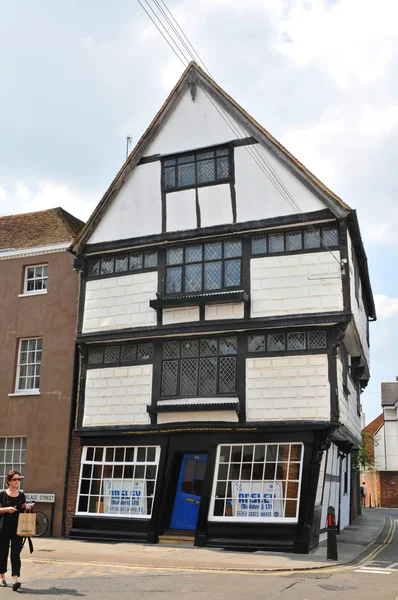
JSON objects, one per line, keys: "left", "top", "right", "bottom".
{"left": 384, "top": 414, "right": 398, "bottom": 470}
{"left": 245, "top": 355, "right": 330, "bottom": 422}
{"left": 375, "top": 423, "right": 386, "bottom": 470}
{"left": 162, "top": 306, "right": 200, "bottom": 325}
{"left": 340, "top": 453, "right": 351, "bottom": 531}
{"left": 83, "top": 365, "right": 152, "bottom": 426}
{"left": 145, "top": 86, "right": 250, "bottom": 157}
{"left": 205, "top": 302, "right": 244, "bottom": 320}
{"left": 166, "top": 189, "right": 197, "bottom": 232}
{"left": 88, "top": 162, "right": 161, "bottom": 245}
{"left": 83, "top": 272, "right": 157, "bottom": 332}
{"left": 198, "top": 184, "right": 233, "bottom": 228}
{"left": 234, "top": 145, "right": 325, "bottom": 223}
{"left": 347, "top": 232, "right": 369, "bottom": 366}
{"left": 157, "top": 410, "right": 238, "bottom": 424}
{"left": 315, "top": 452, "right": 327, "bottom": 506}
{"left": 319, "top": 444, "right": 340, "bottom": 542}
{"left": 337, "top": 355, "right": 361, "bottom": 440}
{"left": 250, "top": 252, "right": 343, "bottom": 318}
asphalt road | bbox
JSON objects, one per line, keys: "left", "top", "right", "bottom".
{"left": 6, "top": 509, "right": 398, "bottom": 599}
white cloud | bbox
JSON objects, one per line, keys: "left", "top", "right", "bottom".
{"left": 359, "top": 104, "right": 398, "bottom": 135}
{"left": 0, "top": 180, "right": 97, "bottom": 222}
{"left": 375, "top": 295, "right": 398, "bottom": 318}
{"left": 276, "top": 0, "right": 398, "bottom": 88}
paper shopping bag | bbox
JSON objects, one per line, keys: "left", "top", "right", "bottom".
{"left": 17, "top": 512, "right": 36, "bottom": 537}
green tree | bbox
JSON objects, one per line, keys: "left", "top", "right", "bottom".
{"left": 352, "top": 431, "right": 376, "bottom": 472}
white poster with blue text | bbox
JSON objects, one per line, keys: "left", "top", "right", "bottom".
{"left": 231, "top": 481, "right": 284, "bottom": 518}
{"left": 104, "top": 480, "right": 147, "bottom": 515}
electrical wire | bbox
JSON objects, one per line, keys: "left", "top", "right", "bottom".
{"left": 137, "top": 0, "right": 342, "bottom": 266}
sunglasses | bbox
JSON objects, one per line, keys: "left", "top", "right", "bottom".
{"left": 10, "top": 478, "right": 21, "bottom": 482}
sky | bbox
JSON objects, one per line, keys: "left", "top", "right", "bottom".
{"left": 1, "top": 0, "right": 397, "bottom": 425}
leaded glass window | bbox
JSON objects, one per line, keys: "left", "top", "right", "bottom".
{"left": 160, "top": 337, "right": 237, "bottom": 397}
{"left": 87, "top": 343, "right": 153, "bottom": 367}
{"left": 163, "top": 147, "right": 231, "bottom": 191}
{"left": 87, "top": 250, "right": 157, "bottom": 278}
{"left": 250, "top": 227, "right": 338, "bottom": 257}
{"left": 165, "top": 240, "right": 242, "bottom": 294}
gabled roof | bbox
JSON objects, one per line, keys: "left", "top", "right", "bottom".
{"left": 71, "top": 61, "right": 351, "bottom": 255}
{"left": 382, "top": 382, "right": 398, "bottom": 407}
{"left": 363, "top": 413, "right": 384, "bottom": 436}
{"left": 0, "top": 207, "right": 84, "bottom": 250}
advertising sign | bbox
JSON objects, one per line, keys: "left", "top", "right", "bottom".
{"left": 231, "top": 481, "right": 284, "bottom": 518}
{"left": 103, "top": 480, "right": 147, "bottom": 515}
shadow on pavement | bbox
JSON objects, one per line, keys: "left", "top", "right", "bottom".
{"left": 19, "top": 587, "right": 85, "bottom": 596}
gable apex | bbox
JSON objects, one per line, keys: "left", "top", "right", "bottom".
{"left": 72, "top": 62, "right": 350, "bottom": 254}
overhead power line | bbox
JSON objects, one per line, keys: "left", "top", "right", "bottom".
{"left": 137, "top": 0, "right": 342, "bottom": 266}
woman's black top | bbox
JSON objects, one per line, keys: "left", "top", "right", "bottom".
{"left": 0, "top": 491, "right": 26, "bottom": 535}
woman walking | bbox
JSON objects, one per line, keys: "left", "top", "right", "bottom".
{"left": 0, "top": 470, "right": 31, "bottom": 591}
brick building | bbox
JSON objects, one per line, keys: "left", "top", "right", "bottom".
{"left": 363, "top": 380, "right": 398, "bottom": 508}
{"left": 0, "top": 208, "right": 84, "bottom": 535}
{"left": 66, "top": 63, "right": 374, "bottom": 552}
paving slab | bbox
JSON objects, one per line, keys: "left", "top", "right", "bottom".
{"left": 23, "top": 509, "right": 386, "bottom": 573}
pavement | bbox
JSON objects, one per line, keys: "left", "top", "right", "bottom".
{"left": 21, "top": 509, "right": 387, "bottom": 573}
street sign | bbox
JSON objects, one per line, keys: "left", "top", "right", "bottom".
{"left": 25, "top": 493, "right": 55, "bottom": 503}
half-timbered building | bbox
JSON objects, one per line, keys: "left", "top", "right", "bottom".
{"left": 67, "top": 63, "right": 375, "bottom": 552}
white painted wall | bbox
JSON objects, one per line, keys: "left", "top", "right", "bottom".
{"left": 315, "top": 452, "right": 327, "bottom": 506}
{"left": 319, "top": 444, "right": 340, "bottom": 542}
{"left": 234, "top": 145, "right": 325, "bottom": 223}
{"left": 166, "top": 189, "right": 197, "bottom": 232}
{"left": 245, "top": 354, "right": 330, "bottom": 422}
{"left": 336, "top": 354, "right": 361, "bottom": 440}
{"left": 157, "top": 410, "right": 238, "bottom": 424}
{"left": 162, "top": 306, "right": 200, "bottom": 325}
{"left": 375, "top": 423, "right": 386, "bottom": 470}
{"left": 83, "top": 365, "right": 152, "bottom": 426}
{"left": 83, "top": 272, "right": 157, "bottom": 332}
{"left": 347, "top": 232, "right": 369, "bottom": 366}
{"left": 198, "top": 184, "right": 233, "bottom": 228}
{"left": 340, "top": 453, "right": 351, "bottom": 531}
{"left": 384, "top": 409, "right": 398, "bottom": 470}
{"left": 145, "top": 86, "right": 250, "bottom": 157}
{"left": 250, "top": 252, "right": 343, "bottom": 318}
{"left": 88, "top": 162, "right": 161, "bottom": 245}
{"left": 205, "top": 302, "right": 244, "bottom": 320}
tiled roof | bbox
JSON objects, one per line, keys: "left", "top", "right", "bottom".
{"left": 381, "top": 382, "right": 398, "bottom": 407}
{"left": 0, "top": 207, "right": 84, "bottom": 250}
{"left": 363, "top": 413, "right": 384, "bottom": 435}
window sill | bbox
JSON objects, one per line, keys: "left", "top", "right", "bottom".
{"left": 8, "top": 391, "right": 41, "bottom": 397}
{"left": 148, "top": 399, "right": 240, "bottom": 414}
{"left": 18, "top": 290, "right": 48, "bottom": 298}
{"left": 150, "top": 290, "right": 248, "bottom": 310}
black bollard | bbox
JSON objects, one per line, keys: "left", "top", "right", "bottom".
{"left": 327, "top": 506, "right": 338, "bottom": 560}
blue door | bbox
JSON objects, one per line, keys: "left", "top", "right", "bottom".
{"left": 170, "top": 454, "right": 207, "bottom": 530}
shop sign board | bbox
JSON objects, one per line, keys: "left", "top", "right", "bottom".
{"left": 103, "top": 480, "right": 146, "bottom": 515}
{"left": 231, "top": 481, "right": 284, "bottom": 518}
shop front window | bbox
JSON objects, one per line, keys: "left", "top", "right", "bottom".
{"left": 209, "top": 443, "right": 303, "bottom": 523}
{"left": 76, "top": 446, "right": 161, "bottom": 518}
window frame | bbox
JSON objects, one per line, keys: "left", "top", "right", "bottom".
{"left": 165, "top": 240, "right": 243, "bottom": 296}
{"left": 162, "top": 145, "right": 233, "bottom": 193}
{"left": 251, "top": 225, "right": 339, "bottom": 257}
{"left": 75, "top": 445, "right": 161, "bottom": 519}
{"left": 86, "top": 250, "right": 158, "bottom": 280}
{"left": 23, "top": 264, "right": 48, "bottom": 295}
{"left": 208, "top": 442, "right": 304, "bottom": 524}
{"left": 16, "top": 338, "right": 42, "bottom": 392}
{"left": 159, "top": 336, "right": 238, "bottom": 399}
{"left": 0, "top": 437, "right": 26, "bottom": 490}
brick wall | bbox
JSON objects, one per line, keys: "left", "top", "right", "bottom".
{"left": 250, "top": 252, "right": 343, "bottom": 318}
{"left": 245, "top": 354, "right": 330, "bottom": 421}
{"left": 379, "top": 471, "right": 398, "bottom": 507}
{"left": 83, "top": 365, "right": 153, "bottom": 426}
{"left": 82, "top": 272, "right": 157, "bottom": 332}
{"left": 64, "top": 432, "right": 82, "bottom": 536}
